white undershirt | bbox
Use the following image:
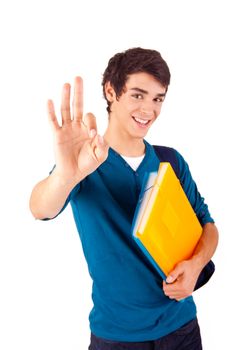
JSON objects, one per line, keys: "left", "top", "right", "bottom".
{"left": 120, "top": 154, "right": 145, "bottom": 171}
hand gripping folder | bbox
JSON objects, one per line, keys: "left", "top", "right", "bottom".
{"left": 132, "top": 162, "right": 214, "bottom": 290}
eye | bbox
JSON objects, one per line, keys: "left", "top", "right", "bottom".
{"left": 132, "top": 93, "right": 143, "bottom": 100}
{"left": 154, "top": 97, "right": 164, "bottom": 103}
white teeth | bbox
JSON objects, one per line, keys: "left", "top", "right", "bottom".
{"left": 133, "top": 117, "right": 150, "bottom": 124}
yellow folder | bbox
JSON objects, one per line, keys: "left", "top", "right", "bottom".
{"left": 132, "top": 162, "right": 203, "bottom": 279}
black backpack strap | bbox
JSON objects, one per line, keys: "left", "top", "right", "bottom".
{"left": 153, "top": 145, "right": 180, "bottom": 178}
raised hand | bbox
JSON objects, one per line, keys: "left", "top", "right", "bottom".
{"left": 47, "top": 77, "right": 108, "bottom": 185}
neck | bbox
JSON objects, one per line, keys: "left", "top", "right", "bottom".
{"left": 104, "top": 126, "right": 146, "bottom": 157}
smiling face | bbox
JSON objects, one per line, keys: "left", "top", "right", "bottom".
{"left": 105, "top": 72, "right": 167, "bottom": 141}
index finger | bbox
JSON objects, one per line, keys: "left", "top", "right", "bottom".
{"left": 73, "top": 76, "right": 83, "bottom": 121}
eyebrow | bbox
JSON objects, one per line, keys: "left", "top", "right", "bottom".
{"left": 130, "top": 87, "right": 166, "bottom": 98}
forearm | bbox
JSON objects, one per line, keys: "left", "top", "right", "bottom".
{"left": 163, "top": 222, "right": 219, "bottom": 300}
{"left": 190, "top": 222, "right": 219, "bottom": 271}
{"left": 29, "top": 170, "right": 79, "bottom": 220}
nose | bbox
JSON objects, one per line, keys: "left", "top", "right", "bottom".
{"left": 140, "top": 104, "right": 155, "bottom": 117}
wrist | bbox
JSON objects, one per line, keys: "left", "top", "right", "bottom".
{"left": 190, "top": 254, "right": 206, "bottom": 274}
{"left": 50, "top": 169, "right": 79, "bottom": 190}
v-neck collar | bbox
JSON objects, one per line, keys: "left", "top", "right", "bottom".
{"left": 108, "top": 140, "right": 160, "bottom": 173}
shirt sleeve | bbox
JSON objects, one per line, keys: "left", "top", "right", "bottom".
{"left": 175, "top": 150, "right": 214, "bottom": 226}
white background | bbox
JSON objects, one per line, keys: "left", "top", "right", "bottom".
{"left": 0, "top": 0, "right": 232, "bottom": 349}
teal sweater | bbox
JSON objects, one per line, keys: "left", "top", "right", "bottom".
{"left": 53, "top": 140, "right": 214, "bottom": 341}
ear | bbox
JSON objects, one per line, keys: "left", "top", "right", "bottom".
{"left": 104, "top": 81, "right": 116, "bottom": 102}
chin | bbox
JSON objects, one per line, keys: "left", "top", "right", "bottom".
{"left": 131, "top": 130, "right": 149, "bottom": 140}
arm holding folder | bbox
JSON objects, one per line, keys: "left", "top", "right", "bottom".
{"left": 163, "top": 222, "right": 218, "bottom": 301}
{"left": 132, "top": 161, "right": 219, "bottom": 301}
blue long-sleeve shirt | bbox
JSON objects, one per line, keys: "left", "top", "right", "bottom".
{"left": 52, "top": 140, "right": 214, "bottom": 341}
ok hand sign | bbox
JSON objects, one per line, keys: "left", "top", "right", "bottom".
{"left": 47, "top": 77, "right": 109, "bottom": 185}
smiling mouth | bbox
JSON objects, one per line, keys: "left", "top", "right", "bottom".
{"left": 132, "top": 116, "right": 151, "bottom": 127}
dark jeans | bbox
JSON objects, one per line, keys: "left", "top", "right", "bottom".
{"left": 88, "top": 318, "right": 202, "bottom": 350}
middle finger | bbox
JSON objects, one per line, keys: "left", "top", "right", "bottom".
{"left": 73, "top": 76, "right": 83, "bottom": 122}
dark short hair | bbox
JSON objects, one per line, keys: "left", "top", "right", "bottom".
{"left": 102, "top": 47, "right": 171, "bottom": 113}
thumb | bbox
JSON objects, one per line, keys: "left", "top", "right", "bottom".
{"left": 166, "top": 264, "right": 184, "bottom": 283}
{"left": 94, "top": 135, "right": 109, "bottom": 162}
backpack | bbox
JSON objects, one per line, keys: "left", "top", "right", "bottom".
{"left": 153, "top": 145, "right": 215, "bottom": 291}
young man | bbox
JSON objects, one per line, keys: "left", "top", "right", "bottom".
{"left": 30, "top": 48, "right": 219, "bottom": 350}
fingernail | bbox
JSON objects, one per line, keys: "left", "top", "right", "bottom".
{"left": 89, "top": 129, "right": 96, "bottom": 138}
{"left": 166, "top": 276, "right": 174, "bottom": 283}
{"left": 98, "top": 135, "right": 104, "bottom": 145}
